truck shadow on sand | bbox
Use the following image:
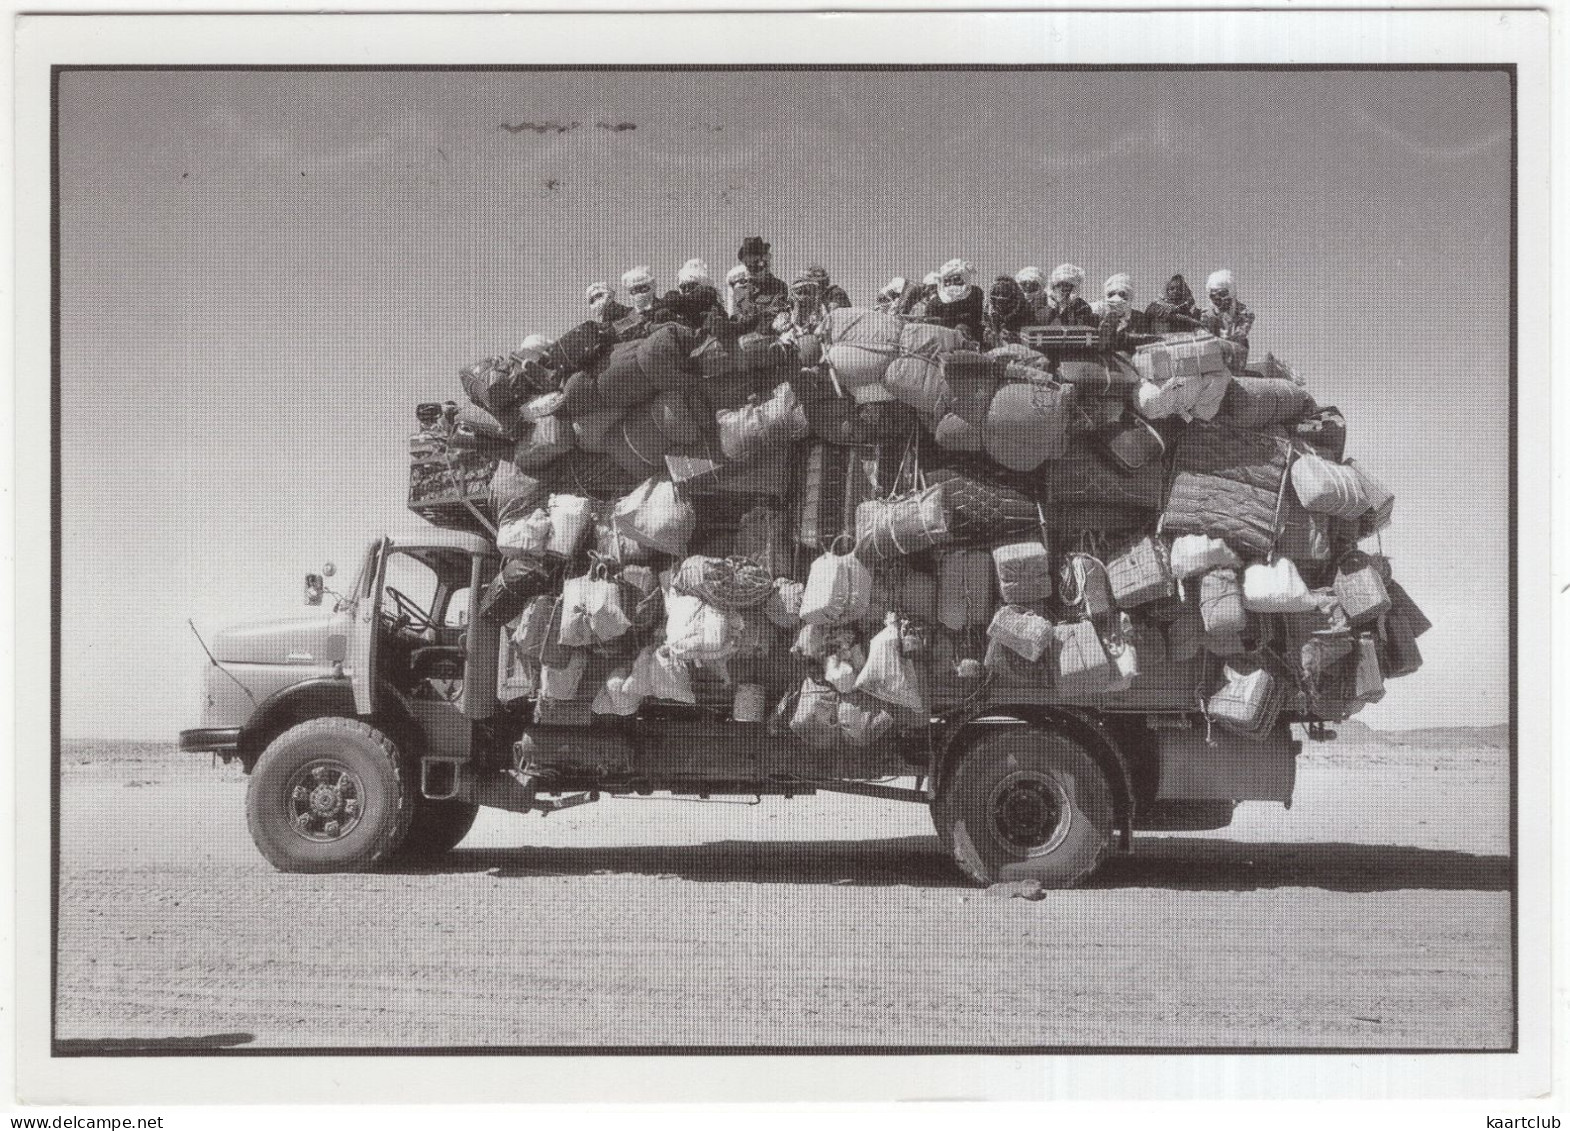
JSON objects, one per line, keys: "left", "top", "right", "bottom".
{"left": 405, "top": 837, "right": 1510, "bottom": 893}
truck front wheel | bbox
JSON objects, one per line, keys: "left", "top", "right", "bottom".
{"left": 933, "top": 727, "right": 1114, "bottom": 888}
{"left": 246, "top": 718, "right": 414, "bottom": 873}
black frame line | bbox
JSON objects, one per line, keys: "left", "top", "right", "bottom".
{"left": 47, "top": 60, "right": 1520, "bottom": 1060}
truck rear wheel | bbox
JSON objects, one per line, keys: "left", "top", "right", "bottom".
{"left": 246, "top": 718, "right": 413, "bottom": 873}
{"left": 933, "top": 727, "right": 1114, "bottom": 888}
{"left": 394, "top": 796, "right": 481, "bottom": 860}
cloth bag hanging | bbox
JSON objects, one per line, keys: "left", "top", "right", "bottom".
{"left": 1242, "top": 558, "right": 1318, "bottom": 613}
{"left": 1290, "top": 450, "right": 1372, "bottom": 518}
{"left": 991, "top": 541, "right": 1052, "bottom": 605}
{"left": 591, "top": 666, "right": 643, "bottom": 716}
{"left": 986, "top": 604, "right": 1053, "bottom": 662}
{"left": 1333, "top": 551, "right": 1393, "bottom": 625}
{"left": 1198, "top": 567, "right": 1249, "bottom": 635}
{"left": 663, "top": 592, "right": 742, "bottom": 662}
{"left": 1053, "top": 619, "right": 1116, "bottom": 694}
{"left": 800, "top": 542, "right": 874, "bottom": 626}
{"left": 558, "top": 568, "right": 632, "bottom": 646}
{"left": 612, "top": 476, "right": 697, "bottom": 557}
{"left": 496, "top": 507, "right": 553, "bottom": 558}
{"left": 1207, "top": 660, "right": 1285, "bottom": 736}
{"left": 1106, "top": 535, "right": 1175, "bottom": 608}
{"left": 765, "top": 578, "right": 806, "bottom": 629}
{"left": 546, "top": 494, "right": 594, "bottom": 558}
{"left": 936, "top": 550, "right": 995, "bottom": 632}
{"left": 1168, "top": 533, "right": 1240, "bottom": 579}
{"left": 1103, "top": 614, "right": 1140, "bottom": 693}
{"left": 1059, "top": 551, "right": 1115, "bottom": 622}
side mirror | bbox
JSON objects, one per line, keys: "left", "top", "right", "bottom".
{"left": 304, "top": 573, "right": 324, "bottom": 606}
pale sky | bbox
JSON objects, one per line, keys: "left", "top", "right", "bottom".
{"left": 56, "top": 68, "right": 1512, "bottom": 738}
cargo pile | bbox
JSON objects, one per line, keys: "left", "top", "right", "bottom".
{"left": 407, "top": 307, "right": 1429, "bottom": 753}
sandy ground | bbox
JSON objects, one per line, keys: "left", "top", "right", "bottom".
{"left": 53, "top": 739, "right": 1511, "bottom": 1051}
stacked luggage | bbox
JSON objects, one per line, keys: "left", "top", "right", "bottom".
{"left": 408, "top": 306, "right": 1428, "bottom": 753}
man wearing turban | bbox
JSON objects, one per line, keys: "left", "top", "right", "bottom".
{"left": 1040, "top": 263, "right": 1097, "bottom": 326}
{"left": 657, "top": 257, "right": 727, "bottom": 332}
{"left": 924, "top": 258, "right": 986, "bottom": 342}
{"left": 1198, "top": 269, "right": 1255, "bottom": 369}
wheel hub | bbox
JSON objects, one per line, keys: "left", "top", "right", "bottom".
{"left": 987, "top": 771, "right": 1073, "bottom": 856}
{"left": 285, "top": 759, "right": 365, "bottom": 843}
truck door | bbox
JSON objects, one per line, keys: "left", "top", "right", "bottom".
{"left": 346, "top": 537, "right": 389, "bottom": 715}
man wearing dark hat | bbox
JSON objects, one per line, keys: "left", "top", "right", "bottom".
{"left": 731, "top": 236, "right": 790, "bottom": 333}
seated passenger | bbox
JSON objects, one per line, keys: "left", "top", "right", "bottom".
{"left": 874, "top": 276, "right": 909, "bottom": 313}
{"left": 658, "top": 257, "right": 726, "bottom": 332}
{"left": 1014, "top": 266, "right": 1050, "bottom": 319}
{"left": 899, "top": 271, "right": 942, "bottom": 317}
{"left": 586, "top": 280, "right": 630, "bottom": 326}
{"left": 983, "top": 276, "right": 1033, "bottom": 347}
{"left": 773, "top": 270, "right": 830, "bottom": 346}
{"left": 1198, "top": 269, "right": 1255, "bottom": 368}
{"left": 924, "top": 259, "right": 985, "bottom": 342}
{"left": 1041, "top": 263, "right": 1098, "bottom": 326}
{"left": 1091, "top": 273, "right": 1152, "bottom": 331}
{"left": 731, "top": 236, "right": 790, "bottom": 333}
{"left": 613, "top": 265, "right": 663, "bottom": 339}
{"left": 805, "top": 264, "right": 851, "bottom": 310}
{"left": 1145, "top": 273, "right": 1202, "bottom": 333}
{"left": 724, "top": 263, "right": 750, "bottom": 316}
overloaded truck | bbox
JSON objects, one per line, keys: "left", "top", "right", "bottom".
{"left": 181, "top": 311, "right": 1430, "bottom": 886}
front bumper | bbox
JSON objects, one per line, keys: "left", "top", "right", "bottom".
{"left": 179, "top": 727, "right": 241, "bottom": 753}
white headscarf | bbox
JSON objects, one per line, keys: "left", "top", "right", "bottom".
{"left": 1101, "top": 272, "right": 1134, "bottom": 316}
{"left": 1205, "top": 269, "right": 1238, "bottom": 310}
{"left": 922, "top": 271, "right": 941, "bottom": 287}
{"left": 1014, "top": 266, "right": 1046, "bottom": 291}
{"left": 937, "top": 258, "right": 975, "bottom": 305}
{"left": 879, "top": 276, "right": 908, "bottom": 301}
{"left": 1048, "top": 263, "right": 1085, "bottom": 292}
{"left": 724, "top": 263, "right": 749, "bottom": 316}
{"left": 621, "top": 265, "right": 656, "bottom": 311}
{"left": 585, "top": 281, "right": 613, "bottom": 317}
{"left": 677, "top": 258, "right": 713, "bottom": 288}
{"left": 516, "top": 333, "right": 553, "bottom": 358}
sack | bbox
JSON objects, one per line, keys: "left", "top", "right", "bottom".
{"left": 1293, "top": 406, "right": 1348, "bottom": 461}
{"left": 537, "top": 650, "right": 588, "bottom": 702}
{"left": 936, "top": 550, "right": 995, "bottom": 631}
{"left": 496, "top": 507, "right": 552, "bottom": 558}
{"left": 1207, "top": 660, "right": 1285, "bottom": 736}
{"left": 982, "top": 380, "right": 1073, "bottom": 472}
{"left": 595, "top": 341, "right": 658, "bottom": 408}
{"left": 854, "top": 614, "right": 927, "bottom": 712}
{"left": 1386, "top": 577, "right": 1432, "bottom": 639}
{"left": 1376, "top": 604, "right": 1424, "bottom": 679}
{"left": 992, "top": 541, "right": 1052, "bottom": 605}
{"left": 635, "top": 322, "right": 702, "bottom": 392}
{"left": 824, "top": 646, "right": 864, "bottom": 694}
{"left": 572, "top": 407, "right": 627, "bottom": 454}
{"left": 765, "top": 578, "right": 805, "bottom": 629}
{"left": 1347, "top": 459, "right": 1395, "bottom": 535}
{"left": 1106, "top": 535, "right": 1175, "bottom": 608}
{"left": 1169, "top": 533, "right": 1240, "bottom": 579}
{"left": 1333, "top": 551, "right": 1392, "bottom": 625}
{"left": 663, "top": 592, "right": 742, "bottom": 662}
{"left": 1059, "top": 552, "right": 1115, "bottom": 621}
{"left": 788, "top": 678, "right": 846, "bottom": 750}
{"left": 559, "top": 572, "right": 632, "bottom": 646}
{"left": 820, "top": 308, "right": 904, "bottom": 390}
{"left": 480, "top": 557, "right": 556, "bottom": 622}
{"left": 800, "top": 547, "right": 874, "bottom": 626}
{"left": 545, "top": 493, "right": 594, "bottom": 558}
{"left": 1242, "top": 558, "right": 1317, "bottom": 613}
{"left": 591, "top": 666, "right": 643, "bottom": 717}
{"left": 635, "top": 644, "right": 696, "bottom": 704}
{"left": 1199, "top": 568, "right": 1249, "bottom": 635}
{"left": 612, "top": 477, "right": 696, "bottom": 557}
{"left": 1290, "top": 451, "right": 1370, "bottom": 518}
{"left": 717, "top": 382, "right": 807, "bottom": 462}
{"left": 837, "top": 693, "right": 897, "bottom": 748}
{"left": 1219, "top": 375, "right": 1313, "bottom": 428}
{"left": 986, "top": 604, "right": 1053, "bottom": 661}
{"left": 854, "top": 487, "right": 952, "bottom": 562}
{"left": 1053, "top": 620, "right": 1116, "bottom": 694}
{"left": 513, "top": 415, "right": 574, "bottom": 470}
{"left": 1097, "top": 415, "right": 1166, "bottom": 471}
{"left": 734, "top": 505, "right": 792, "bottom": 578}
{"left": 459, "top": 354, "right": 531, "bottom": 419}
{"left": 490, "top": 463, "right": 548, "bottom": 526}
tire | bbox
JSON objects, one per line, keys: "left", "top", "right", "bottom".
{"left": 932, "top": 727, "right": 1115, "bottom": 888}
{"left": 394, "top": 796, "right": 481, "bottom": 860}
{"left": 245, "top": 718, "right": 414, "bottom": 873}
